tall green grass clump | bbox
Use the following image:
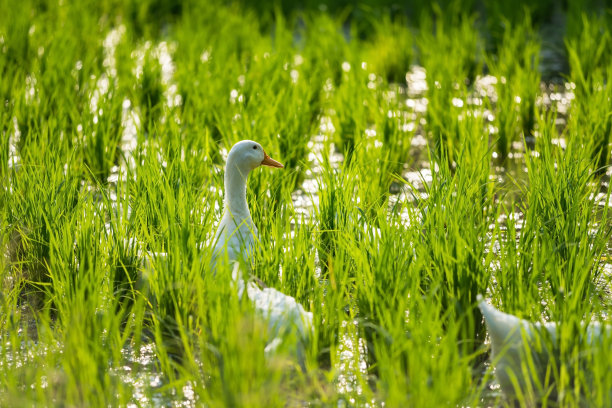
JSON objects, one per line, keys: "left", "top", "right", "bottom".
{"left": 330, "top": 56, "right": 374, "bottom": 161}
{"left": 361, "top": 13, "right": 413, "bottom": 83}
{"left": 81, "top": 84, "right": 125, "bottom": 183}
{"left": 311, "top": 159, "right": 360, "bottom": 367}
{"left": 5, "top": 151, "right": 81, "bottom": 308}
{"left": 300, "top": 11, "right": 354, "bottom": 88}
{"left": 527, "top": 112, "right": 608, "bottom": 310}
{"left": 566, "top": 13, "right": 611, "bottom": 174}
{"left": 1, "top": 170, "right": 140, "bottom": 406}
{"left": 350, "top": 87, "right": 415, "bottom": 219}
{"left": 418, "top": 9, "right": 483, "bottom": 165}
{"left": 172, "top": 2, "right": 258, "bottom": 162}
{"left": 487, "top": 15, "right": 541, "bottom": 160}
{"left": 419, "top": 109, "right": 494, "bottom": 355}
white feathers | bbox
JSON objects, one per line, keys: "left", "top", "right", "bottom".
{"left": 234, "top": 264, "right": 313, "bottom": 358}
{"left": 478, "top": 295, "right": 610, "bottom": 402}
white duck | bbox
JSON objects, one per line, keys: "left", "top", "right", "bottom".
{"left": 213, "top": 140, "right": 313, "bottom": 358}
{"left": 478, "top": 295, "right": 610, "bottom": 402}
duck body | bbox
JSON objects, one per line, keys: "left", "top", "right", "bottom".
{"left": 212, "top": 205, "right": 256, "bottom": 267}
{"left": 234, "top": 264, "right": 313, "bottom": 359}
{"left": 478, "top": 296, "right": 556, "bottom": 401}
{"left": 478, "top": 295, "right": 611, "bottom": 403}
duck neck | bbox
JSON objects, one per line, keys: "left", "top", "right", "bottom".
{"left": 224, "top": 162, "right": 251, "bottom": 219}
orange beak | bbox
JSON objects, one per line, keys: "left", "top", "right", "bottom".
{"left": 261, "top": 151, "right": 284, "bottom": 168}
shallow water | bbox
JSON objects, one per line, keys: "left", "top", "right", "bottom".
{"left": 117, "top": 343, "right": 196, "bottom": 408}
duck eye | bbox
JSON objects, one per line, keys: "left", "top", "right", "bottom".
{"left": 253, "top": 145, "right": 257, "bottom": 150}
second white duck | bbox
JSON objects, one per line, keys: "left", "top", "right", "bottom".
{"left": 478, "top": 295, "right": 610, "bottom": 403}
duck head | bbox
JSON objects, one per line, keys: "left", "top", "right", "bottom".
{"left": 221, "top": 139, "right": 283, "bottom": 219}
{"left": 226, "top": 140, "right": 283, "bottom": 174}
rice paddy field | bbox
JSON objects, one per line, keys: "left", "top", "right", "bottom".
{"left": 1, "top": 0, "right": 611, "bottom": 406}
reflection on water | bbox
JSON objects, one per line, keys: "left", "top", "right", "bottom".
{"left": 336, "top": 328, "right": 369, "bottom": 406}
{"left": 7, "top": 117, "right": 20, "bottom": 171}
{"left": 117, "top": 343, "right": 196, "bottom": 408}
